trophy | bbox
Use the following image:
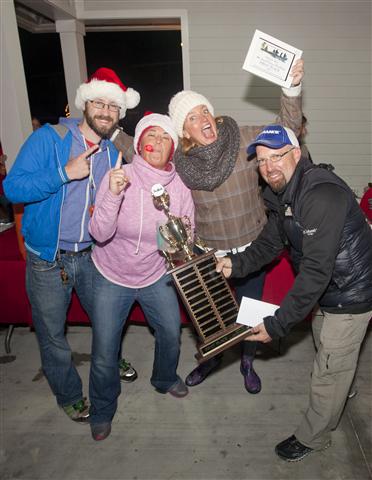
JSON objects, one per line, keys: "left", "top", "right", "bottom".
{"left": 152, "top": 184, "right": 253, "bottom": 362}
{"left": 153, "top": 184, "right": 194, "bottom": 266}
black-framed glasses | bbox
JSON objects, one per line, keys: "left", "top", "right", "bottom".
{"left": 89, "top": 100, "right": 120, "bottom": 113}
{"left": 256, "top": 147, "right": 296, "bottom": 167}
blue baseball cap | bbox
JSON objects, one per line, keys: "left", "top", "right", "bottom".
{"left": 247, "top": 124, "right": 299, "bottom": 156}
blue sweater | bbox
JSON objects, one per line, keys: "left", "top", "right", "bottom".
{"left": 4, "top": 118, "right": 119, "bottom": 261}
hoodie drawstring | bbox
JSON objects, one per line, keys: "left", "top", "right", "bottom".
{"left": 107, "top": 148, "right": 111, "bottom": 172}
{"left": 135, "top": 189, "right": 144, "bottom": 255}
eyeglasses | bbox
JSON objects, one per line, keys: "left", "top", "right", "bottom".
{"left": 89, "top": 100, "right": 120, "bottom": 113}
{"left": 256, "top": 147, "right": 296, "bottom": 167}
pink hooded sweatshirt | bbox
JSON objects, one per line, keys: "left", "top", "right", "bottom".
{"left": 89, "top": 154, "right": 195, "bottom": 288}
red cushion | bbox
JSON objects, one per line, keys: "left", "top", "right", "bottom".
{"left": 0, "top": 226, "right": 23, "bottom": 261}
{"left": 1, "top": 225, "right": 296, "bottom": 327}
{"left": 262, "top": 252, "right": 295, "bottom": 306}
{"left": 1, "top": 259, "right": 31, "bottom": 325}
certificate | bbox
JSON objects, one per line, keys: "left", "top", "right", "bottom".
{"left": 242, "top": 30, "right": 302, "bottom": 88}
{"left": 236, "top": 296, "right": 279, "bottom": 328}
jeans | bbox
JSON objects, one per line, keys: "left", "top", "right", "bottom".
{"left": 89, "top": 267, "right": 182, "bottom": 424}
{"left": 26, "top": 249, "right": 93, "bottom": 407}
{"left": 230, "top": 267, "right": 266, "bottom": 357}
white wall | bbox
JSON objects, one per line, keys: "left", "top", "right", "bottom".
{"left": 81, "top": 0, "right": 372, "bottom": 196}
{"left": 0, "top": 0, "right": 32, "bottom": 170}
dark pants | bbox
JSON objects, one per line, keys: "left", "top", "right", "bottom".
{"left": 230, "top": 267, "right": 266, "bottom": 357}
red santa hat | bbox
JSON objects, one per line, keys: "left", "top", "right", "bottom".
{"left": 75, "top": 67, "right": 140, "bottom": 119}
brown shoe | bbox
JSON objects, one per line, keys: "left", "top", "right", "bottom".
{"left": 91, "top": 422, "right": 111, "bottom": 441}
{"left": 167, "top": 379, "right": 189, "bottom": 398}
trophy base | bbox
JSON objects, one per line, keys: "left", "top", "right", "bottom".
{"left": 195, "top": 324, "right": 253, "bottom": 362}
{"left": 168, "top": 251, "right": 253, "bottom": 363}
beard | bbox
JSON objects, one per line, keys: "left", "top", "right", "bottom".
{"left": 267, "top": 172, "right": 287, "bottom": 193}
{"left": 84, "top": 110, "right": 118, "bottom": 139}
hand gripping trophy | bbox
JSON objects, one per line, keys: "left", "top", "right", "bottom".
{"left": 152, "top": 184, "right": 252, "bottom": 362}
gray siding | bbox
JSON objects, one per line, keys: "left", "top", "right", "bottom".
{"left": 83, "top": 0, "right": 372, "bottom": 196}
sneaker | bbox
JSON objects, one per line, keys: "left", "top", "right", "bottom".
{"left": 185, "top": 355, "right": 222, "bottom": 387}
{"left": 240, "top": 356, "right": 261, "bottom": 394}
{"left": 275, "top": 435, "right": 331, "bottom": 462}
{"left": 167, "top": 379, "right": 189, "bottom": 398}
{"left": 119, "top": 358, "right": 138, "bottom": 383}
{"left": 91, "top": 422, "right": 111, "bottom": 441}
{"left": 62, "top": 398, "right": 90, "bottom": 423}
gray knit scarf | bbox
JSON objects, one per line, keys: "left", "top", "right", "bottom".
{"left": 174, "top": 116, "right": 240, "bottom": 191}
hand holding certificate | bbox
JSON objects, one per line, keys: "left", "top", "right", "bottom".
{"left": 236, "top": 296, "right": 279, "bottom": 328}
{"left": 236, "top": 296, "right": 279, "bottom": 343}
{"left": 242, "top": 30, "right": 303, "bottom": 88}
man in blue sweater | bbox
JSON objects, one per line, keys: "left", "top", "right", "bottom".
{"left": 4, "top": 68, "right": 140, "bottom": 440}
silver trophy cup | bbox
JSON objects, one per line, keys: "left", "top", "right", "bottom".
{"left": 152, "top": 183, "right": 194, "bottom": 264}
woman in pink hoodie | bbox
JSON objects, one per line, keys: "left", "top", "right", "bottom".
{"left": 88, "top": 114, "right": 194, "bottom": 441}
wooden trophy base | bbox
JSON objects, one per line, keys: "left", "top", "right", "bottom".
{"left": 169, "top": 251, "right": 253, "bottom": 362}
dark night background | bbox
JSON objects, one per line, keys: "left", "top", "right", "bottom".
{"left": 18, "top": 28, "right": 183, "bottom": 135}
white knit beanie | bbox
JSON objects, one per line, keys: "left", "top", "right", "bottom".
{"left": 133, "top": 113, "right": 179, "bottom": 155}
{"left": 168, "top": 90, "right": 215, "bottom": 137}
{"left": 75, "top": 67, "right": 140, "bottom": 119}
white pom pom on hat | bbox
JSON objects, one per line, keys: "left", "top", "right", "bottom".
{"left": 75, "top": 67, "right": 140, "bottom": 119}
{"left": 168, "top": 90, "right": 214, "bottom": 137}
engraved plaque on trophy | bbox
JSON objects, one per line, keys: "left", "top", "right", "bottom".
{"left": 152, "top": 184, "right": 253, "bottom": 362}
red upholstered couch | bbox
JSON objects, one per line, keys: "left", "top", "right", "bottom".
{"left": 0, "top": 226, "right": 191, "bottom": 350}
{"left": 1, "top": 225, "right": 295, "bottom": 352}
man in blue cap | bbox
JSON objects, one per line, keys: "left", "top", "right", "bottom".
{"left": 216, "top": 124, "right": 372, "bottom": 462}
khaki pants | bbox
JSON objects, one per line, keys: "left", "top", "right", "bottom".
{"left": 295, "top": 309, "right": 371, "bottom": 449}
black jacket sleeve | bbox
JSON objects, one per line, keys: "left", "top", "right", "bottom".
{"left": 230, "top": 211, "right": 285, "bottom": 277}
{"left": 264, "top": 183, "right": 349, "bottom": 339}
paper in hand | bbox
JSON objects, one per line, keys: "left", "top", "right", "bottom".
{"left": 242, "top": 30, "right": 302, "bottom": 88}
{"left": 236, "top": 296, "right": 279, "bottom": 328}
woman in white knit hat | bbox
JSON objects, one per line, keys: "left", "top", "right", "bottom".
{"left": 88, "top": 113, "right": 194, "bottom": 441}
{"left": 168, "top": 59, "right": 305, "bottom": 394}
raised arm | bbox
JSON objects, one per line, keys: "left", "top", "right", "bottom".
{"left": 274, "top": 58, "right": 304, "bottom": 137}
{"left": 89, "top": 152, "right": 129, "bottom": 243}
{"left": 240, "top": 58, "right": 304, "bottom": 143}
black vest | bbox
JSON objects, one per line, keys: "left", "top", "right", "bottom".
{"left": 265, "top": 160, "right": 372, "bottom": 310}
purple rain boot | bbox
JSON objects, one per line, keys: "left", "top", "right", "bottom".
{"left": 185, "top": 354, "right": 223, "bottom": 387}
{"left": 240, "top": 355, "right": 261, "bottom": 394}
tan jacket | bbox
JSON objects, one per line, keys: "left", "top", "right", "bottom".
{"left": 191, "top": 92, "right": 303, "bottom": 250}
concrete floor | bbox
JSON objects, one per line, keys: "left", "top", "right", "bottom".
{"left": 1, "top": 322, "right": 371, "bottom": 480}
